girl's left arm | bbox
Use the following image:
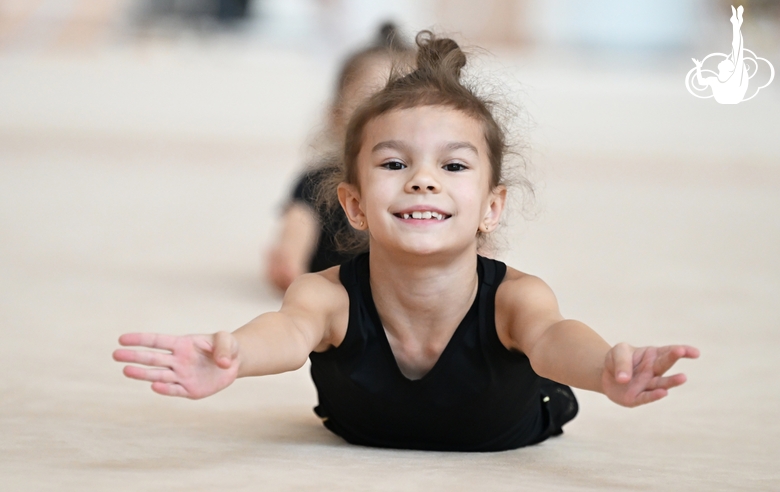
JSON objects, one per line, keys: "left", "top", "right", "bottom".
{"left": 497, "top": 274, "right": 699, "bottom": 407}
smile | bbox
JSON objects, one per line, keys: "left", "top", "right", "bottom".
{"left": 393, "top": 210, "right": 450, "bottom": 221}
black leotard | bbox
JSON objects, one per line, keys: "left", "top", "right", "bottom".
{"left": 309, "top": 253, "right": 578, "bottom": 451}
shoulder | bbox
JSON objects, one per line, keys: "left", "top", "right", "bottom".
{"left": 280, "top": 266, "right": 350, "bottom": 352}
{"left": 496, "top": 267, "right": 559, "bottom": 307}
{"left": 494, "top": 266, "right": 563, "bottom": 353}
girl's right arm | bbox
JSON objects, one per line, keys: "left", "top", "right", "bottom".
{"left": 113, "top": 269, "right": 346, "bottom": 399}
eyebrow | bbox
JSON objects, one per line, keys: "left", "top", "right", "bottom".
{"left": 371, "top": 140, "right": 479, "bottom": 155}
{"left": 443, "top": 141, "right": 479, "bottom": 155}
{"left": 371, "top": 140, "right": 409, "bottom": 153}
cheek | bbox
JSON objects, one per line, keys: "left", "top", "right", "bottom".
{"left": 356, "top": 171, "right": 389, "bottom": 216}
{"left": 454, "top": 185, "right": 494, "bottom": 226}
{"left": 452, "top": 180, "right": 484, "bottom": 208}
{"left": 363, "top": 178, "right": 395, "bottom": 214}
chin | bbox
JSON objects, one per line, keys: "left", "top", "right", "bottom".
{"left": 399, "top": 244, "right": 441, "bottom": 256}
{"left": 399, "top": 239, "right": 469, "bottom": 258}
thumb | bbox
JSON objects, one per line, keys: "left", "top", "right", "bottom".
{"left": 212, "top": 331, "right": 238, "bottom": 369}
{"left": 610, "top": 342, "right": 634, "bottom": 383}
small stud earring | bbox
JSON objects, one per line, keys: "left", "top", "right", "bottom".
{"left": 360, "top": 221, "right": 364, "bottom": 227}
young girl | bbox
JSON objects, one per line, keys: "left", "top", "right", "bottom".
{"left": 265, "top": 23, "right": 412, "bottom": 292}
{"left": 114, "top": 32, "right": 699, "bottom": 452}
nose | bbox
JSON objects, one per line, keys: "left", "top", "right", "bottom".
{"left": 405, "top": 165, "right": 441, "bottom": 194}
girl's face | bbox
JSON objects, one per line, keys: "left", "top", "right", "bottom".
{"left": 339, "top": 105, "right": 506, "bottom": 257}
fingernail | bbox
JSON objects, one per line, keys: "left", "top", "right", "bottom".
{"left": 618, "top": 372, "right": 628, "bottom": 380}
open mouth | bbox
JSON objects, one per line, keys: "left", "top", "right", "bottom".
{"left": 393, "top": 211, "right": 451, "bottom": 221}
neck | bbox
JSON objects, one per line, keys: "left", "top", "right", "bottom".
{"left": 367, "top": 243, "right": 480, "bottom": 341}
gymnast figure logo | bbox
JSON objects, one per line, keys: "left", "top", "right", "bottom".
{"left": 685, "top": 5, "right": 774, "bottom": 104}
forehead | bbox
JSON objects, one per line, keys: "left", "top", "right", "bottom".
{"left": 361, "top": 106, "right": 487, "bottom": 153}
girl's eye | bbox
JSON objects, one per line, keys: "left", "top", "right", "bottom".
{"left": 444, "top": 162, "right": 467, "bottom": 172}
{"left": 382, "top": 161, "right": 406, "bottom": 170}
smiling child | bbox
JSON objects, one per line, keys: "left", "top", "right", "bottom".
{"left": 114, "top": 31, "right": 699, "bottom": 452}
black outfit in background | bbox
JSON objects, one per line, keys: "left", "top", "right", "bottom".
{"left": 290, "top": 167, "right": 354, "bottom": 272}
{"left": 309, "top": 253, "right": 579, "bottom": 452}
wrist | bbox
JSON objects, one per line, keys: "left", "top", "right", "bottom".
{"left": 231, "top": 331, "right": 250, "bottom": 378}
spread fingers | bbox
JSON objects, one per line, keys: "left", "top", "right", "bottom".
{"left": 151, "top": 382, "right": 190, "bottom": 398}
{"left": 118, "top": 333, "right": 179, "bottom": 351}
{"left": 113, "top": 349, "right": 175, "bottom": 368}
{"left": 648, "top": 373, "right": 688, "bottom": 391}
{"left": 634, "top": 388, "right": 669, "bottom": 406}
{"left": 654, "top": 345, "right": 700, "bottom": 375}
{"left": 122, "top": 365, "right": 177, "bottom": 383}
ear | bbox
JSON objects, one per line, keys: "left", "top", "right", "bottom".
{"left": 337, "top": 182, "right": 367, "bottom": 230}
{"left": 479, "top": 185, "right": 507, "bottom": 233}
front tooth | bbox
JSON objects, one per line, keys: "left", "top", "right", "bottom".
{"left": 422, "top": 211, "right": 432, "bottom": 219}
{"left": 412, "top": 211, "right": 422, "bottom": 219}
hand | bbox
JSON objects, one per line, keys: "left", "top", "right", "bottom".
{"left": 113, "top": 331, "right": 240, "bottom": 399}
{"left": 602, "top": 343, "right": 699, "bottom": 408}
{"left": 692, "top": 58, "right": 702, "bottom": 68}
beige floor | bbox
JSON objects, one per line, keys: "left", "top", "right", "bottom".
{"left": 1, "top": 40, "right": 779, "bottom": 491}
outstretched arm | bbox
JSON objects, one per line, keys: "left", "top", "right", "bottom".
{"left": 498, "top": 274, "right": 699, "bottom": 407}
{"left": 113, "top": 271, "right": 343, "bottom": 399}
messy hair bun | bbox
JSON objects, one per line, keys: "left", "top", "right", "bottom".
{"left": 414, "top": 31, "right": 467, "bottom": 79}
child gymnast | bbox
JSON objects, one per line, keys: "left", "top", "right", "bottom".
{"left": 114, "top": 32, "right": 699, "bottom": 452}
{"left": 265, "top": 23, "right": 412, "bottom": 292}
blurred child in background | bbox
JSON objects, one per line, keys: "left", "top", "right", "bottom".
{"left": 265, "top": 23, "right": 412, "bottom": 292}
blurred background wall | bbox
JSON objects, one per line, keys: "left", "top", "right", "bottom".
{"left": 5, "top": 1, "right": 780, "bottom": 55}
{"left": 2, "top": 0, "right": 777, "bottom": 179}
{"left": 1, "top": 0, "right": 777, "bottom": 142}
